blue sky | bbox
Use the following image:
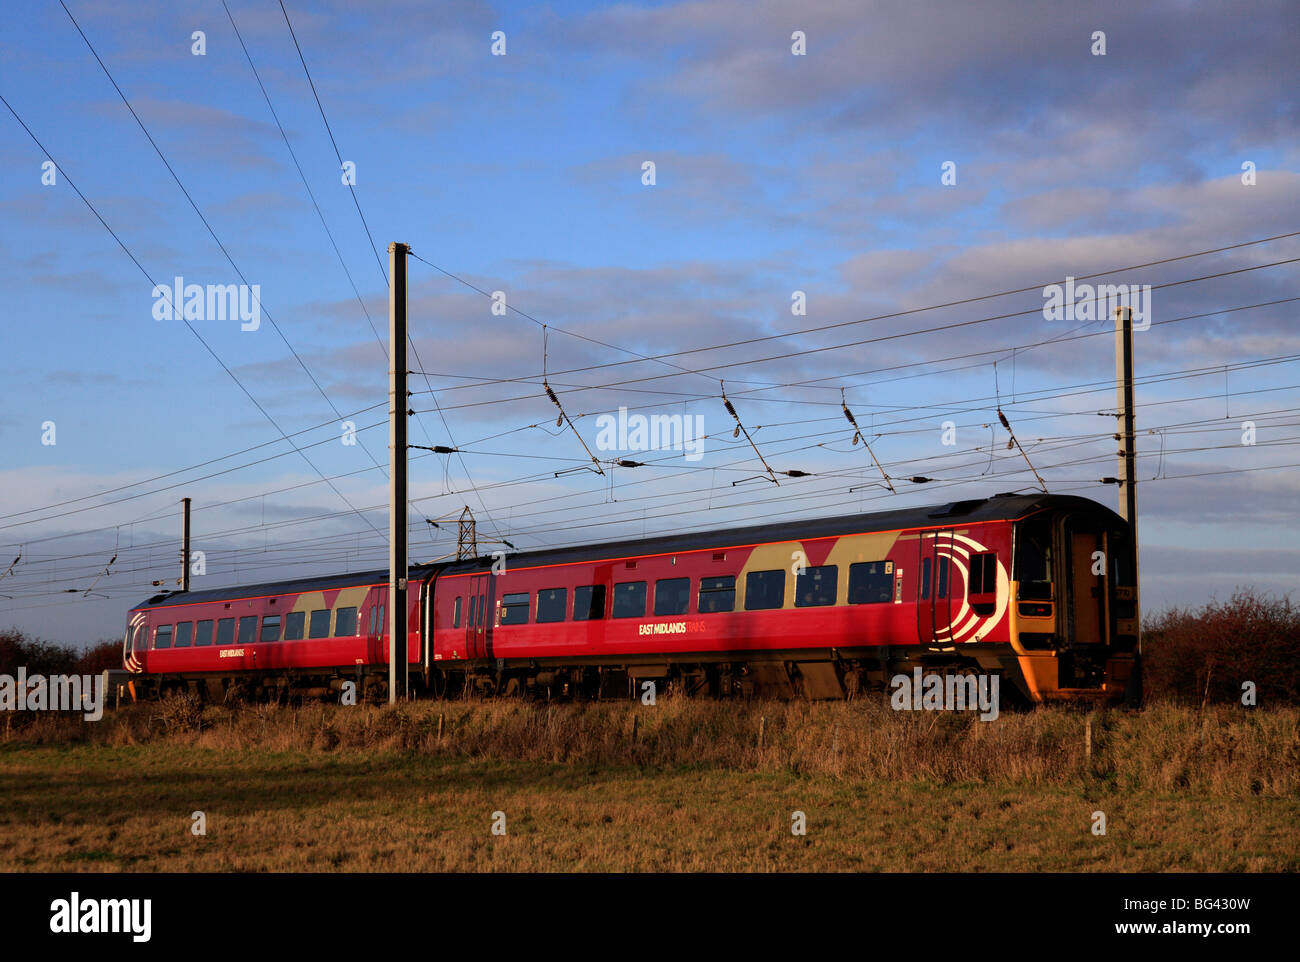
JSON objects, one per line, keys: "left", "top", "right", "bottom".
{"left": 1, "top": 0, "right": 1297, "bottom": 644}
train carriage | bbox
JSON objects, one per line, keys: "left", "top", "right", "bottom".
{"left": 124, "top": 493, "right": 1140, "bottom": 704}
{"left": 123, "top": 568, "right": 425, "bottom": 701}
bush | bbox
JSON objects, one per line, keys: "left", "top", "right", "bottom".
{"left": 1143, "top": 589, "right": 1300, "bottom": 706}
{"left": 75, "top": 640, "right": 123, "bottom": 674}
{"left": 153, "top": 691, "right": 204, "bottom": 734}
{"left": 0, "top": 630, "right": 121, "bottom": 677}
{"left": 0, "top": 629, "right": 78, "bottom": 676}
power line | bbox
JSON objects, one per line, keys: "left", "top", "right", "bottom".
{"left": 413, "top": 233, "right": 1300, "bottom": 388}
{"left": 0, "top": 93, "right": 382, "bottom": 539}
{"left": 30, "top": 378, "right": 1299, "bottom": 569}
{"left": 5, "top": 105, "right": 1294, "bottom": 592}
{"left": 0, "top": 402, "right": 385, "bottom": 527}
{"left": 408, "top": 257, "right": 1300, "bottom": 413}
{"left": 15, "top": 429, "right": 1295, "bottom": 610}
{"left": 401, "top": 290, "right": 1298, "bottom": 405}
{"left": 274, "top": 0, "right": 506, "bottom": 547}
{"left": 220, "top": 0, "right": 450, "bottom": 534}
{"left": 277, "top": 0, "right": 387, "bottom": 286}
{"left": 405, "top": 232, "right": 1300, "bottom": 527}
{"left": 11, "top": 350, "right": 1295, "bottom": 562}
{"left": 221, "top": 0, "right": 386, "bottom": 355}
{"left": 8, "top": 433, "right": 1296, "bottom": 607}
{"left": 52, "top": 2, "right": 390, "bottom": 536}
{"left": 7, "top": 342, "right": 1294, "bottom": 562}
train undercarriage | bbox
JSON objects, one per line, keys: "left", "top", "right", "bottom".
{"left": 130, "top": 642, "right": 1093, "bottom": 710}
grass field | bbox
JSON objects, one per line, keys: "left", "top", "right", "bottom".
{"left": 1, "top": 699, "right": 1296, "bottom": 871}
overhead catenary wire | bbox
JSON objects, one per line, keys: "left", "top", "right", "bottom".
{"left": 278, "top": 0, "right": 387, "bottom": 287}
{"left": 408, "top": 234, "right": 1300, "bottom": 395}
{"left": 9, "top": 436, "right": 1298, "bottom": 613}
{"left": 275, "top": 0, "right": 504, "bottom": 546}
{"left": 400, "top": 293, "right": 1300, "bottom": 424}
{"left": 10, "top": 343, "right": 1300, "bottom": 548}
{"left": 2, "top": 154, "right": 1289, "bottom": 613}
{"left": 3, "top": 294, "right": 1289, "bottom": 552}
{"left": 406, "top": 257, "right": 1300, "bottom": 414}
{"left": 721, "top": 382, "right": 779, "bottom": 485}
{"left": 997, "top": 408, "right": 1049, "bottom": 493}
{"left": 0, "top": 92, "right": 387, "bottom": 541}
{"left": 8, "top": 444, "right": 1298, "bottom": 607}
{"left": 840, "top": 388, "right": 897, "bottom": 493}
{"left": 222, "top": 0, "right": 387, "bottom": 356}
{"left": 56, "top": 1, "right": 402, "bottom": 509}
{"left": 9, "top": 345, "right": 1299, "bottom": 562}
{"left": 1, "top": 68, "right": 1295, "bottom": 617}
{"left": 544, "top": 379, "right": 605, "bottom": 475}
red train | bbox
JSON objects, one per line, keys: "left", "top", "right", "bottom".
{"left": 123, "top": 493, "right": 1140, "bottom": 704}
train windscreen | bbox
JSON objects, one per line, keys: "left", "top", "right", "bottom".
{"left": 1014, "top": 515, "right": 1054, "bottom": 600}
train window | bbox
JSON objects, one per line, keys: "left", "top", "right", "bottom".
{"left": 795, "top": 565, "right": 837, "bottom": 607}
{"left": 174, "top": 622, "right": 193, "bottom": 648}
{"left": 153, "top": 624, "right": 173, "bottom": 649}
{"left": 308, "top": 609, "right": 331, "bottom": 639}
{"left": 1014, "top": 518, "right": 1053, "bottom": 600}
{"left": 284, "top": 611, "right": 305, "bottom": 641}
{"left": 452, "top": 596, "right": 462, "bottom": 629}
{"left": 216, "top": 617, "right": 235, "bottom": 646}
{"left": 921, "top": 558, "right": 932, "bottom": 600}
{"left": 237, "top": 616, "right": 258, "bottom": 645}
{"left": 612, "top": 581, "right": 647, "bottom": 618}
{"left": 194, "top": 619, "right": 214, "bottom": 646}
{"left": 1108, "top": 531, "right": 1134, "bottom": 588}
{"left": 968, "top": 553, "right": 997, "bottom": 595}
{"left": 698, "top": 575, "right": 736, "bottom": 613}
{"left": 744, "top": 570, "right": 785, "bottom": 610}
{"left": 335, "top": 607, "right": 358, "bottom": 636}
{"left": 260, "top": 615, "right": 281, "bottom": 643}
{"left": 500, "top": 593, "right": 530, "bottom": 626}
{"left": 937, "top": 557, "right": 949, "bottom": 599}
{"left": 536, "top": 588, "right": 567, "bottom": 623}
{"left": 654, "top": 578, "right": 690, "bottom": 616}
{"left": 848, "top": 562, "right": 892, "bottom": 604}
{"left": 468, "top": 595, "right": 478, "bottom": 628}
{"left": 574, "top": 585, "right": 606, "bottom": 620}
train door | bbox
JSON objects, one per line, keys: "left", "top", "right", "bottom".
{"left": 916, "top": 529, "right": 955, "bottom": 643}
{"left": 465, "top": 573, "right": 493, "bottom": 660}
{"left": 462, "top": 579, "right": 476, "bottom": 657}
{"left": 365, "top": 587, "right": 387, "bottom": 664}
{"left": 1066, "top": 522, "right": 1105, "bottom": 646}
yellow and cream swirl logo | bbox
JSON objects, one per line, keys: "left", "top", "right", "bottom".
{"left": 929, "top": 533, "right": 1009, "bottom": 644}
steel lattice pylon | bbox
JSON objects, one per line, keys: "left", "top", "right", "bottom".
{"left": 456, "top": 506, "right": 477, "bottom": 561}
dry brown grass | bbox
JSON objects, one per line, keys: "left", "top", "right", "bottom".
{"left": 6, "top": 696, "right": 1297, "bottom": 796}
{"left": 1, "top": 698, "right": 1296, "bottom": 872}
